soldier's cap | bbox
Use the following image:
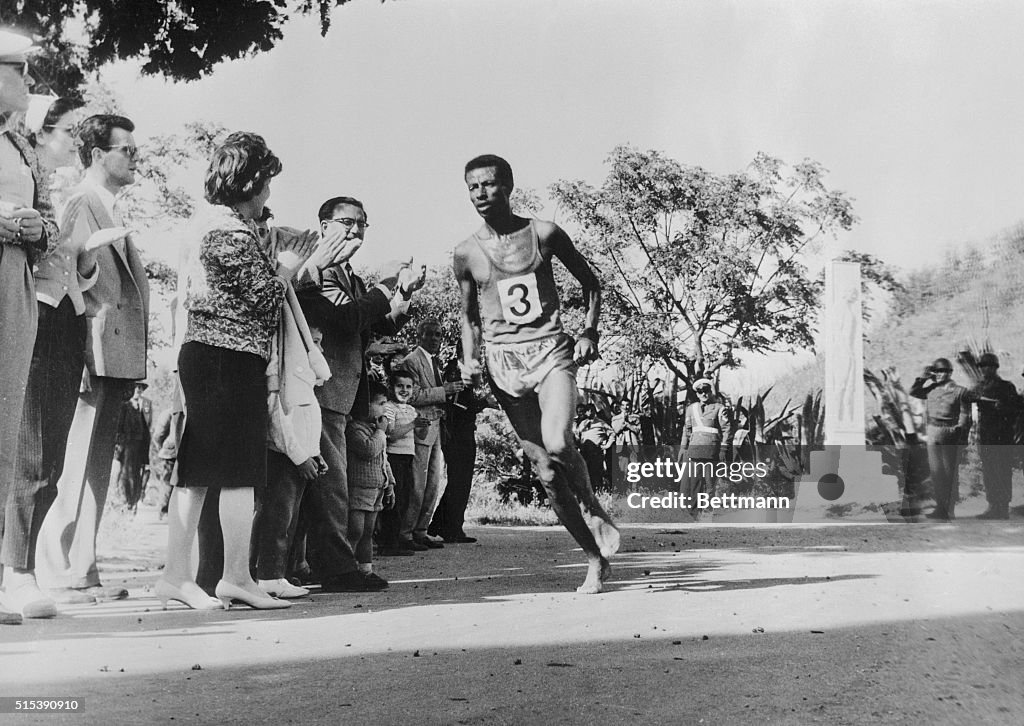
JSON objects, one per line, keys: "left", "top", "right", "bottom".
{"left": 0, "top": 29, "right": 36, "bottom": 60}
{"left": 693, "top": 378, "right": 713, "bottom": 391}
{"left": 978, "top": 352, "right": 999, "bottom": 368}
{"left": 930, "top": 357, "right": 952, "bottom": 372}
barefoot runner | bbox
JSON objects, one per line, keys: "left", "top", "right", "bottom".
{"left": 453, "top": 154, "right": 619, "bottom": 593}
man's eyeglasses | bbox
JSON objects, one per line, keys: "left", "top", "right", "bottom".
{"left": 326, "top": 217, "right": 369, "bottom": 230}
{"left": 0, "top": 61, "right": 29, "bottom": 79}
{"left": 100, "top": 144, "right": 139, "bottom": 161}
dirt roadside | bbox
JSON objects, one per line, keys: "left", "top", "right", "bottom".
{"left": 1, "top": 508, "right": 1022, "bottom": 725}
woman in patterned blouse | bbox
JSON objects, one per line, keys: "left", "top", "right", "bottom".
{"left": 157, "top": 132, "right": 312, "bottom": 611}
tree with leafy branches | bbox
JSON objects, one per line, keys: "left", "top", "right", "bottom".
{"left": 550, "top": 145, "right": 896, "bottom": 400}
{"left": 2, "top": 0, "right": 372, "bottom": 93}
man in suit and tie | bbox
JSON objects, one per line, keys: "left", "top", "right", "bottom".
{"left": 396, "top": 320, "right": 464, "bottom": 550}
{"left": 295, "top": 195, "right": 422, "bottom": 591}
{"left": 36, "top": 114, "right": 149, "bottom": 602}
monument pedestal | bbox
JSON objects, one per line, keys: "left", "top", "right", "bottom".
{"left": 788, "top": 261, "right": 899, "bottom": 522}
{"left": 791, "top": 447, "right": 899, "bottom": 522}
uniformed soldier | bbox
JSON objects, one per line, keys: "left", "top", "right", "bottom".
{"left": 971, "top": 353, "right": 1021, "bottom": 520}
{"left": 910, "top": 358, "right": 978, "bottom": 520}
{"left": 678, "top": 379, "right": 733, "bottom": 519}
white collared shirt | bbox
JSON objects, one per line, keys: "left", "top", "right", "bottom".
{"left": 80, "top": 175, "right": 117, "bottom": 222}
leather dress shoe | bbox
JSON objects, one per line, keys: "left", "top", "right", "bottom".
{"left": 0, "top": 608, "right": 22, "bottom": 625}
{"left": 73, "top": 584, "right": 129, "bottom": 601}
{"left": 443, "top": 534, "right": 478, "bottom": 544}
{"left": 362, "top": 572, "right": 389, "bottom": 590}
{"left": 48, "top": 588, "right": 97, "bottom": 605}
{"left": 321, "top": 571, "right": 388, "bottom": 593}
{"left": 79, "top": 584, "right": 129, "bottom": 601}
{"left": 398, "top": 539, "right": 428, "bottom": 552}
{"left": 977, "top": 506, "right": 1010, "bottom": 520}
{"left": 414, "top": 536, "right": 444, "bottom": 549}
{"left": 258, "top": 578, "right": 309, "bottom": 598}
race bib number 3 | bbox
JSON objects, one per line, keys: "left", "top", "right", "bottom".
{"left": 496, "top": 273, "right": 543, "bottom": 325}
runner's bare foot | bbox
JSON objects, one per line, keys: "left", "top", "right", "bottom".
{"left": 576, "top": 558, "right": 611, "bottom": 594}
{"left": 587, "top": 515, "right": 620, "bottom": 559}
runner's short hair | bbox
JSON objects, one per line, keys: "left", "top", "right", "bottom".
{"left": 464, "top": 154, "right": 514, "bottom": 188}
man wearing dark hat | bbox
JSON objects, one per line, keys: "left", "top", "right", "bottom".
{"left": 971, "top": 353, "right": 1021, "bottom": 520}
{"left": 678, "top": 379, "right": 733, "bottom": 520}
{"left": 0, "top": 28, "right": 60, "bottom": 622}
{"left": 910, "top": 358, "right": 978, "bottom": 520}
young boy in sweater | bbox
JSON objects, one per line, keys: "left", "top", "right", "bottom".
{"left": 346, "top": 380, "right": 396, "bottom": 589}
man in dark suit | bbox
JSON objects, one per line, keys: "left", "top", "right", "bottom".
{"left": 429, "top": 346, "right": 490, "bottom": 543}
{"left": 36, "top": 115, "right": 148, "bottom": 602}
{"left": 295, "top": 195, "right": 422, "bottom": 591}
{"left": 114, "top": 381, "right": 153, "bottom": 513}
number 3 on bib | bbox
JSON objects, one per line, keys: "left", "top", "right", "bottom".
{"left": 496, "top": 273, "right": 543, "bottom": 325}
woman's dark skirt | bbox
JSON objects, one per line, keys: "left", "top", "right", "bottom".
{"left": 176, "top": 341, "right": 267, "bottom": 490}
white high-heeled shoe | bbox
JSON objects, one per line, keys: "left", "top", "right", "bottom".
{"left": 154, "top": 580, "right": 221, "bottom": 611}
{"left": 215, "top": 580, "right": 292, "bottom": 610}
{"left": 257, "top": 578, "right": 309, "bottom": 598}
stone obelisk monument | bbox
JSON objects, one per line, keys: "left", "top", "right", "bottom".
{"left": 792, "top": 261, "right": 896, "bottom": 521}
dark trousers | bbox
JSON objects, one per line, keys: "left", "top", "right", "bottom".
{"left": 979, "top": 443, "right": 1014, "bottom": 507}
{"left": 431, "top": 428, "right": 476, "bottom": 539}
{"left": 116, "top": 439, "right": 149, "bottom": 510}
{"left": 579, "top": 440, "right": 607, "bottom": 492}
{"left": 253, "top": 450, "right": 309, "bottom": 580}
{"left": 303, "top": 409, "right": 358, "bottom": 578}
{"left": 2, "top": 299, "right": 84, "bottom": 569}
{"left": 380, "top": 453, "right": 413, "bottom": 547}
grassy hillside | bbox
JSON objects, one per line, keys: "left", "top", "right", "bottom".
{"left": 744, "top": 223, "right": 1024, "bottom": 424}
{"left": 866, "top": 225, "right": 1024, "bottom": 386}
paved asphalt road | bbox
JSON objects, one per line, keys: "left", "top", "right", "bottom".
{"left": 2, "top": 506, "right": 1022, "bottom": 725}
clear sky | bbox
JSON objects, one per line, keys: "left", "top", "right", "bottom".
{"left": 100, "top": 0, "right": 1024, "bottom": 277}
